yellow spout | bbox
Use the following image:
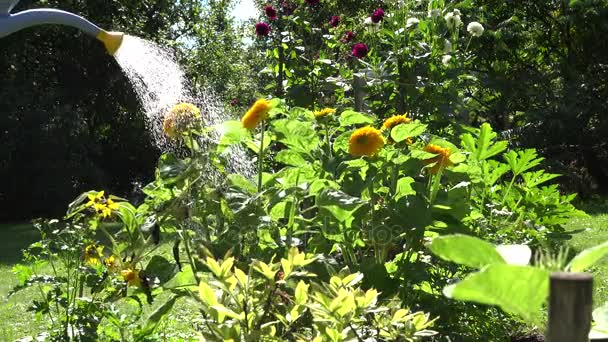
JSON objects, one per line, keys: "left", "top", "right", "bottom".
{"left": 96, "top": 30, "right": 124, "bottom": 55}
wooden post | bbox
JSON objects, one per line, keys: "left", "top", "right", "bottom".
{"left": 353, "top": 74, "right": 366, "bottom": 112}
{"left": 547, "top": 272, "right": 593, "bottom": 342}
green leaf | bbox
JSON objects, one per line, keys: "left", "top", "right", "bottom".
{"left": 276, "top": 150, "right": 308, "bottom": 166}
{"left": 428, "top": 235, "right": 506, "bottom": 269}
{"left": 444, "top": 264, "right": 549, "bottom": 323}
{"left": 136, "top": 295, "right": 178, "bottom": 338}
{"left": 394, "top": 177, "right": 416, "bottom": 201}
{"left": 504, "top": 149, "right": 543, "bottom": 176}
{"left": 391, "top": 122, "right": 427, "bottom": 142}
{"left": 567, "top": 241, "right": 608, "bottom": 272}
{"left": 199, "top": 281, "right": 218, "bottom": 305}
{"left": 339, "top": 110, "right": 375, "bottom": 126}
{"left": 317, "top": 189, "right": 366, "bottom": 224}
{"left": 295, "top": 281, "right": 309, "bottom": 305}
{"left": 144, "top": 256, "right": 178, "bottom": 284}
{"left": 217, "top": 120, "right": 249, "bottom": 152}
{"left": 272, "top": 119, "right": 319, "bottom": 153}
{"left": 460, "top": 123, "right": 507, "bottom": 161}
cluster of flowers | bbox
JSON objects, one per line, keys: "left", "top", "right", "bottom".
{"left": 241, "top": 99, "right": 452, "bottom": 174}
{"left": 346, "top": 113, "right": 452, "bottom": 174}
{"left": 85, "top": 191, "right": 120, "bottom": 218}
{"left": 84, "top": 244, "right": 141, "bottom": 287}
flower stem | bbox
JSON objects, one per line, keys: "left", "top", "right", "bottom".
{"left": 257, "top": 121, "right": 267, "bottom": 193}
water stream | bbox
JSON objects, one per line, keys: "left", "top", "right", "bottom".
{"left": 113, "top": 35, "right": 253, "bottom": 177}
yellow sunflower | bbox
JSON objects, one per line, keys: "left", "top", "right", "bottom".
{"left": 121, "top": 268, "right": 141, "bottom": 287}
{"left": 348, "top": 126, "right": 385, "bottom": 157}
{"left": 242, "top": 99, "right": 273, "bottom": 129}
{"left": 423, "top": 144, "right": 453, "bottom": 174}
{"left": 313, "top": 108, "right": 336, "bottom": 119}
{"left": 163, "top": 102, "right": 201, "bottom": 139}
{"left": 381, "top": 114, "right": 411, "bottom": 131}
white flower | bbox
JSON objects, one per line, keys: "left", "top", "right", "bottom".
{"left": 467, "top": 21, "right": 484, "bottom": 37}
{"left": 453, "top": 9, "right": 461, "bottom": 16}
{"left": 406, "top": 18, "right": 420, "bottom": 28}
{"left": 364, "top": 17, "right": 377, "bottom": 26}
{"left": 443, "top": 39, "right": 452, "bottom": 53}
{"left": 444, "top": 12, "right": 462, "bottom": 30}
{"left": 427, "top": 9, "right": 441, "bottom": 18}
{"left": 442, "top": 55, "right": 452, "bottom": 65}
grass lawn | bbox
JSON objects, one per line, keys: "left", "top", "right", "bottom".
{"left": 1, "top": 204, "right": 608, "bottom": 339}
{"left": 565, "top": 200, "right": 608, "bottom": 307}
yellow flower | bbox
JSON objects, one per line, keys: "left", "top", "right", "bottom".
{"left": 121, "top": 268, "right": 141, "bottom": 287}
{"left": 348, "top": 126, "right": 385, "bottom": 157}
{"left": 163, "top": 102, "right": 201, "bottom": 139}
{"left": 242, "top": 99, "right": 272, "bottom": 129}
{"left": 106, "top": 198, "right": 120, "bottom": 211}
{"left": 382, "top": 114, "right": 411, "bottom": 131}
{"left": 84, "top": 244, "right": 104, "bottom": 266}
{"left": 85, "top": 191, "right": 105, "bottom": 208}
{"left": 423, "top": 144, "right": 453, "bottom": 174}
{"left": 104, "top": 255, "right": 119, "bottom": 270}
{"left": 313, "top": 108, "right": 336, "bottom": 119}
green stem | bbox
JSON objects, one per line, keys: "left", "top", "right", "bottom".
{"left": 324, "top": 122, "right": 332, "bottom": 159}
{"left": 182, "top": 231, "right": 201, "bottom": 284}
{"left": 428, "top": 168, "right": 443, "bottom": 207}
{"left": 257, "top": 121, "right": 266, "bottom": 193}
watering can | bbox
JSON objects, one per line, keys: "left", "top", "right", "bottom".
{"left": 0, "top": 0, "right": 123, "bottom": 55}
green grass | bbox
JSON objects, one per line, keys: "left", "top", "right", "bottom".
{"left": 0, "top": 223, "right": 44, "bottom": 341}
{"left": 565, "top": 200, "right": 608, "bottom": 307}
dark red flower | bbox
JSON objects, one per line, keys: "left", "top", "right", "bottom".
{"left": 305, "top": 0, "right": 320, "bottom": 6}
{"left": 255, "top": 22, "right": 271, "bottom": 36}
{"left": 230, "top": 98, "right": 239, "bottom": 106}
{"left": 341, "top": 31, "right": 355, "bottom": 43}
{"left": 329, "top": 15, "right": 340, "bottom": 28}
{"left": 352, "top": 43, "right": 369, "bottom": 58}
{"left": 265, "top": 5, "right": 278, "bottom": 20}
{"left": 371, "top": 8, "right": 385, "bottom": 23}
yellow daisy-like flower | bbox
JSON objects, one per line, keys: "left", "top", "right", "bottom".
{"left": 84, "top": 244, "right": 104, "bottom": 266}
{"left": 313, "top": 108, "right": 336, "bottom": 119}
{"left": 104, "top": 255, "right": 118, "bottom": 270}
{"left": 242, "top": 99, "right": 272, "bottom": 129}
{"left": 423, "top": 144, "right": 453, "bottom": 174}
{"left": 382, "top": 114, "right": 411, "bottom": 131}
{"left": 163, "top": 102, "right": 201, "bottom": 139}
{"left": 121, "top": 268, "right": 141, "bottom": 287}
{"left": 348, "top": 126, "right": 385, "bottom": 157}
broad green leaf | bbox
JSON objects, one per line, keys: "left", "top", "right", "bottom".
{"left": 339, "top": 110, "right": 375, "bottom": 126}
{"left": 272, "top": 119, "right": 319, "bottom": 153}
{"left": 295, "top": 281, "right": 309, "bottom": 305}
{"left": 211, "top": 304, "right": 243, "bottom": 321}
{"left": 567, "top": 240, "right": 608, "bottom": 272}
{"left": 460, "top": 123, "right": 507, "bottom": 161}
{"left": 199, "top": 282, "right": 218, "bottom": 305}
{"left": 276, "top": 150, "right": 308, "bottom": 166}
{"left": 144, "top": 256, "right": 178, "bottom": 284}
{"left": 136, "top": 295, "right": 178, "bottom": 338}
{"left": 428, "top": 235, "right": 506, "bottom": 269}
{"left": 391, "top": 122, "right": 427, "bottom": 142}
{"left": 395, "top": 177, "right": 416, "bottom": 201}
{"left": 495, "top": 245, "right": 532, "bottom": 265}
{"left": 217, "top": 120, "right": 249, "bottom": 152}
{"left": 317, "top": 189, "right": 366, "bottom": 224}
{"left": 444, "top": 264, "right": 549, "bottom": 323}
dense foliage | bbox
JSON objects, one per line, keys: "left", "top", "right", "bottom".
{"left": 3, "top": 0, "right": 608, "bottom": 340}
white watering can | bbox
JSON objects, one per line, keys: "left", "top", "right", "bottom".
{"left": 0, "top": 0, "right": 123, "bottom": 55}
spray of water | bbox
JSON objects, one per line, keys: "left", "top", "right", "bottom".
{"left": 114, "top": 35, "right": 254, "bottom": 178}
